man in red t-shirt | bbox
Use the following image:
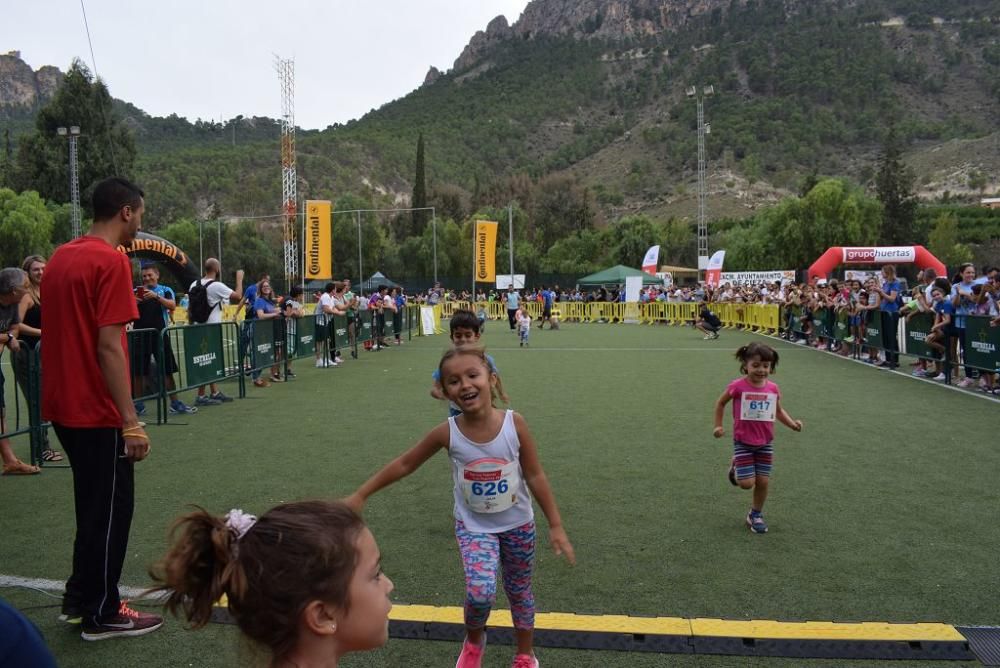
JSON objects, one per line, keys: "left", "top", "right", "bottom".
{"left": 42, "top": 177, "right": 163, "bottom": 640}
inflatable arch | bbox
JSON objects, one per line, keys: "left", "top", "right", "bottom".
{"left": 117, "top": 231, "right": 201, "bottom": 289}
{"left": 807, "top": 246, "right": 946, "bottom": 284}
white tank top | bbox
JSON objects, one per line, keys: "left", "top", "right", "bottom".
{"left": 449, "top": 410, "right": 534, "bottom": 533}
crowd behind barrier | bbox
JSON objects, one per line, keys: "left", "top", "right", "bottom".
{"left": 6, "top": 269, "right": 999, "bottom": 467}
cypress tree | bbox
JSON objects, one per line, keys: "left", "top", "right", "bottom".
{"left": 411, "top": 133, "right": 427, "bottom": 237}
{"left": 874, "top": 126, "right": 917, "bottom": 245}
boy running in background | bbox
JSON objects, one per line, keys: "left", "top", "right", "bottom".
{"left": 431, "top": 309, "right": 509, "bottom": 416}
{"left": 516, "top": 307, "right": 531, "bottom": 347}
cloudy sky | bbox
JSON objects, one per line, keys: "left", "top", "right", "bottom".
{"left": 4, "top": 0, "right": 531, "bottom": 129}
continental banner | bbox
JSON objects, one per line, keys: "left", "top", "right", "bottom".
{"left": 963, "top": 316, "right": 1000, "bottom": 371}
{"left": 305, "top": 200, "right": 332, "bottom": 280}
{"left": 474, "top": 220, "right": 498, "bottom": 283}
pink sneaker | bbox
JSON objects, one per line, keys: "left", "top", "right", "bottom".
{"left": 455, "top": 635, "right": 486, "bottom": 668}
{"left": 512, "top": 654, "right": 539, "bottom": 668}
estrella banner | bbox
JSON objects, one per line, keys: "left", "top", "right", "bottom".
{"left": 305, "top": 200, "right": 332, "bottom": 280}
{"left": 474, "top": 220, "right": 498, "bottom": 283}
{"left": 705, "top": 249, "right": 726, "bottom": 286}
{"left": 641, "top": 245, "right": 660, "bottom": 275}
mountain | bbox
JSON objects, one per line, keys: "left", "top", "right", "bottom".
{"left": 3, "top": 0, "right": 1000, "bottom": 228}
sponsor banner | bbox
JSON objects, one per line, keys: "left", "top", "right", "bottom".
{"left": 656, "top": 271, "right": 673, "bottom": 288}
{"left": 474, "top": 220, "right": 498, "bottom": 283}
{"left": 842, "top": 246, "right": 916, "bottom": 264}
{"left": 332, "top": 314, "right": 351, "bottom": 350}
{"left": 641, "top": 245, "right": 660, "bottom": 275}
{"left": 496, "top": 274, "right": 526, "bottom": 289}
{"left": 963, "top": 316, "right": 1000, "bottom": 371}
{"left": 905, "top": 312, "right": 935, "bottom": 359}
{"left": 864, "top": 311, "right": 882, "bottom": 349}
{"left": 251, "top": 321, "right": 276, "bottom": 368}
{"left": 705, "top": 250, "right": 726, "bottom": 286}
{"left": 720, "top": 270, "right": 796, "bottom": 285}
{"left": 182, "top": 324, "right": 225, "bottom": 386}
{"left": 305, "top": 200, "right": 333, "bottom": 280}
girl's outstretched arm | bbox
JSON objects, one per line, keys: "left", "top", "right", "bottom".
{"left": 713, "top": 390, "right": 731, "bottom": 438}
{"left": 513, "top": 412, "right": 575, "bottom": 565}
{"left": 776, "top": 399, "right": 803, "bottom": 432}
{"left": 345, "top": 422, "right": 449, "bottom": 512}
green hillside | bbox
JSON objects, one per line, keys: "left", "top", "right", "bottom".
{"left": 2, "top": 0, "right": 1000, "bottom": 284}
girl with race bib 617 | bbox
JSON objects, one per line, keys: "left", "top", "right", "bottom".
{"left": 346, "top": 345, "right": 575, "bottom": 668}
{"left": 713, "top": 342, "right": 803, "bottom": 534}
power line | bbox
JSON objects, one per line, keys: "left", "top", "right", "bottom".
{"left": 78, "top": 0, "right": 120, "bottom": 176}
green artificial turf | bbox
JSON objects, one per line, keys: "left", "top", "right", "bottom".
{"left": 1, "top": 322, "right": 996, "bottom": 667}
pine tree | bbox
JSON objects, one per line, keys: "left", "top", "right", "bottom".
{"left": 874, "top": 126, "right": 917, "bottom": 245}
{"left": 411, "top": 133, "right": 427, "bottom": 237}
{"left": 11, "top": 59, "right": 136, "bottom": 209}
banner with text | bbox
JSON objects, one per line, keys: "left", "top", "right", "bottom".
{"left": 475, "top": 220, "right": 498, "bottom": 283}
{"left": 720, "top": 270, "right": 796, "bottom": 285}
{"left": 305, "top": 200, "right": 332, "bottom": 280}
{"left": 963, "top": 316, "right": 1000, "bottom": 371}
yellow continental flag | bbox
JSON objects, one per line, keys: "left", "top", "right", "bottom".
{"left": 474, "top": 220, "right": 498, "bottom": 283}
{"left": 305, "top": 200, "right": 332, "bottom": 280}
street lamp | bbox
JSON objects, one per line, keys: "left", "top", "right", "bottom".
{"left": 57, "top": 126, "right": 82, "bottom": 239}
{"left": 686, "top": 85, "right": 713, "bottom": 271}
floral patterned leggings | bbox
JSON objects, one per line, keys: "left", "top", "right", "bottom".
{"left": 455, "top": 519, "right": 536, "bottom": 630}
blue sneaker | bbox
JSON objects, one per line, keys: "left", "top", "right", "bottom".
{"left": 133, "top": 401, "right": 146, "bottom": 416}
{"left": 169, "top": 400, "right": 198, "bottom": 415}
{"left": 210, "top": 391, "right": 233, "bottom": 403}
{"left": 195, "top": 395, "right": 222, "bottom": 407}
{"left": 747, "top": 512, "right": 768, "bottom": 534}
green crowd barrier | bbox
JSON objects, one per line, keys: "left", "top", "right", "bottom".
{"left": 285, "top": 315, "right": 313, "bottom": 361}
{"left": 407, "top": 305, "right": 420, "bottom": 341}
{"left": 963, "top": 316, "right": 1000, "bottom": 374}
{"left": 161, "top": 321, "right": 245, "bottom": 420}
{"left": 250, "top": 319, "right": 279, "bottom": 371}
{"left": 332, "top": 314, "right": 351, "bottom": 351}
{"left": 2, "top": 346, "right": 49, "bottom": 466}
{"left": 864, "top": 310, "right": 883, "bottom": 350}
{"left": 904, "top": 312, "right": 936, "bottom": 360}
{"left": 358, "top": 309, "right": 374, "bottom": 344}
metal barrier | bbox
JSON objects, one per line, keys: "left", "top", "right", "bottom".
{"left": 128, "top": 327, "right": 165, "bottom": 424}
{"left": 2, "top": 347, "right": 47, "bottom": 466}
{"left": 160, "top": 321, "right": 244, "bottom": 420}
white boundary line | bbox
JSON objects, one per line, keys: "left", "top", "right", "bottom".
{"left": 0, "top": 574, "right": 157, "bottom": 601}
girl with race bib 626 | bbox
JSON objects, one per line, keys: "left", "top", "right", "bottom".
{"left": 346, "top": 345, "right": 575, "bottom": 668}
{"left": 713, "top": 342, "right": 803, "bottom": 534}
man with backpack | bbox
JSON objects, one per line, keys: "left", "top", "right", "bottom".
{"left": 188, "top": 258, "right": 244, "bottom": 406}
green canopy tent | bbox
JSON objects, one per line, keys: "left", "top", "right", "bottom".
{"left": 361, "top": 272, "right": 401, "bottom": 293}
{"left": 577, "top": 265, "right": 665, "bottom": 286}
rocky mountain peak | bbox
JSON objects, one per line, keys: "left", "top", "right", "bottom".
{"left": 0, "top": 51, "right": 63, "bottom": 113}
{"left": 452, "top": 14, "right": 513, "bottom": 72}
{"left": 447, "top": 0, "right": 745, "bottom": 75}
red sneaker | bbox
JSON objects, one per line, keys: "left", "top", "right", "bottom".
{"left": 455, "top": 634, "right": 486, "bottom": 668}
{"left": 512, "top": 654, "right": 540, "bottom": 668}
{"left": 81, "top": 601, "right": 163, "bottom": 641}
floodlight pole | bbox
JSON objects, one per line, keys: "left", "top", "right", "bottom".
{"left": 688, "top": 84, "right": 714, "bottom": 274}
{"left": 356, "top": 210, "right": 363, "bottom": 297}
{"left": 508, "top": 204, "right": 514, "bottom": 282}
{"left": 57, "top": 126, "right": 82, "bottom": 239}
